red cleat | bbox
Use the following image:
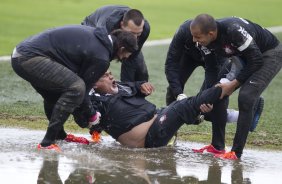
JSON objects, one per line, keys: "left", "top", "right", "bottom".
{"left": 91, "top": 131, "right": 101, "bottom": 143}
{"left": 192, "top": 144, "right": 225, "bottom": 154}
{"left": 37, "top": 144, "right": 61, "bottom": 152}
{"left": 64, "top": 134, "right": 90, "bottom": 145}
{"left": 214, "top": 151, "right": 238, "bottom": 160}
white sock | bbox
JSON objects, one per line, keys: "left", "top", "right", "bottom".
{"left": 227, "top": 109, "right": 239, "bottom": 123}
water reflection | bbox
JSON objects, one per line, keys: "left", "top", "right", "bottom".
{"left": 0, "top": 128, "right": 282, "bottom": 184}
{"left": 35, "top": 146, "right": 251, "bottom": 184}
{"left": 37, "top": 156, "right": 95, "bottom": 184}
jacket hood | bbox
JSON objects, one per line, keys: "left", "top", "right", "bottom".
{"left": 105, "top": 8, "right": 127, "bottom": 31}
{"left": 93, "top": 27, "right": 113, "bottom": 58}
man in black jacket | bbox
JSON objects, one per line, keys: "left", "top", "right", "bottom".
{"left": 87, "top": 70, "right": 223, "bottom": 148}
{"left": 190, "top": 14, "right": 282, "bottom": 159}
{"left": 11, "top": 26, "right": 138, "bottom": 151}
{"left": 165, "top": 20, "right": 236, "bottom": 155}
{"left": 166, "top": 20, "right": 264, "bottom": 156}
{"left": 82, "top": 5, "right": 150, "bottom": 82}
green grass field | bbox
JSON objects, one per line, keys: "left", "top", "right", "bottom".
{"left": 0, "top": 0, "right": 282, "bottom": 150}
{"left": 1, "top": 0, "right": 282, "bottom": 55}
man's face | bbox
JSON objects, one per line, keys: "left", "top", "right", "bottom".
{"left": 121, "top": 19, "right": 144, "bottom": 37}
{"left": 94, "top": 71, "right": 118, "bottom": 95}
{"left": 190, "top": 25, "right": 216, "bottom": 46}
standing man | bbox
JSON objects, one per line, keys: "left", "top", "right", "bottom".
{"left": 11, "top": 25, "right": 138, "bottom": 151}
{"left": 165, "top": 19, "right": 229, "bottom": 154}
{"left": 190, "top": 14, "right": 282, "bottom": 159}
{"left": 165, "top": 20, "right": 263, "bottom": 155}
{"left": 82, "top": 5, "right": 150, "bottom": 82}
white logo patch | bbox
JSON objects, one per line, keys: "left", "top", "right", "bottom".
{"left": 200, "top": 46, "right": 211, "bottom": 55}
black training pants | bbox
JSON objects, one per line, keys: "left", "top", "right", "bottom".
{"left": 145, "top": 87, "right": 222, "bottom": 148}
{"left": 11, "top": 56, "right": 88, "bottom": 146}
{"left": 231, "top": 44, "right": 282, "bottom": 157}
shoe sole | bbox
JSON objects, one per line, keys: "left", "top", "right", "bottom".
{"left": 250, "top": 97, "right": 264, "bottom": 132}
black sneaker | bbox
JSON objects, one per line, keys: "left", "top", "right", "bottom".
{"left": 250, "top": 97, "right": 264, "bottom": 132}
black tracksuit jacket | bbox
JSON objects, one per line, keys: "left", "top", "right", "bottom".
{"left": 81, "top": 5, "right": 150, "bottom": 60}
{"left": 16, "top": 26, "right": 114, "bottom": 125}
{"left": 206, "top": 17, "right": 279, "bottom": 83}
{"left": 16, "top": 25, "right": 113, "bottom": 90}
{"left": 90, "top": 81, "right": 156, "bottom": 139}
{"left": 165, "top": 20, "right": 220, "bottom": 98}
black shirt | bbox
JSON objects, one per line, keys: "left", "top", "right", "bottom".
{"left": 206, "top": 17, "right": 279, "bottom": 83}
{"left": 165, "top": 20, "right": 219, "bottom": 97}
{"left": 82, "top": 5, "right": 150, "bottom": 59}
{"left": 90, "top": 81, "right": 156, "bottom": 139}
{"left": 16, "top": 25, "right": 113, "bottom": 90}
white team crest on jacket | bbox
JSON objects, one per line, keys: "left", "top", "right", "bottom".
{"left": 159, "top": 115, "right": 167, "bottom": 124}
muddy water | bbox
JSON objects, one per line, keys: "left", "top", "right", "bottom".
{"left": 0, "top": 128, "right": 281, "bottom": 184}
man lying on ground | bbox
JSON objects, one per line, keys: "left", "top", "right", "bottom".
{"left": 82, "top": 70, "right": 222, "bottom": 148}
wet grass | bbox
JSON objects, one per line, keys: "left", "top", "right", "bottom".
{"left": 1, "top": 33, "right": 282, "bottom": 150}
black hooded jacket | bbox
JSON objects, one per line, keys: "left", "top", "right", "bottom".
{"left": 82, "top": 5, "right": 150, "bottom": 59}
{"left": 90, "top": 81, "right": 156, "bottom": 140}
{"left": 206, "top": 17, "right": 279, "bottom": 83}
{"left": 16, "top": 25, "right": 114, "bottom": 128}
{"left": 16, "top": 25, "right": 113, "bottom": 90}
{"left": 165, "top": 20, "right": 220, "bottom": 98}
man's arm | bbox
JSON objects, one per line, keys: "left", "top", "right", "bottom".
{"left": 165, "top": 23, "right": 188, "bottom": 97}
{"left": 203, "top": 51, "right": 221, "bottom": 89}
{"left": 229, "top": 23, "right": 263, "bottom": 84}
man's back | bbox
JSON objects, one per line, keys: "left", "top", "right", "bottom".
{"left": 82, "top": 5, "right": 129, "bottom": 29}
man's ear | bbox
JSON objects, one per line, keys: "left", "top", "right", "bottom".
{"left": 209, "top": 30, "right": 217, "bottom": 39}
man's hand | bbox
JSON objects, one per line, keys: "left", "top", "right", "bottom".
{"left": 88, "top": 112, "right": 101, "bottom": 127}
{"left": 140, "top": 82, "right": 155, "bottom": 95}
{"left": 216, "top": 79, "right": 240, "bottom": 99}
{"left": 176, "top": 93, "right": 187, "bottom": 101}
{"left": 200, "top": 104, "right": 213, "bottom": 113}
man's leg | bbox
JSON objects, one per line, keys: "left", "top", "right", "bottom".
{"left": 230, "top": 44, "right": 282, "bottom": 158}
{"left": 166, "top": 55, "right": 202, "bottom": 105}
{"left": 12, "top": 56, "right": 86, "bottom": 147}
{"left": 120, "top": 52, "right": 148, "bottom": 82}
{"left": 209, "top": 97, "right": 228, "bottom": 150}
{"left": 145, "top": 87, "right": 222, "bottom": 148}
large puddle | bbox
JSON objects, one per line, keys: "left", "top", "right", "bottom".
{"left": 0, "top": 128, "right": 281, "bottom": 184}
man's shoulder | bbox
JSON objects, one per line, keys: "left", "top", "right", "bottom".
{"left": 95, "top": 5, "right": 129, "bottom": 13}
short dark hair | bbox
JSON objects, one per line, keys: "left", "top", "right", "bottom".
{"left": 111, "top": 29, "right": 138, "bottom": 53}
{"left": 123, "top": 9, "right": 144, "bottom": 26}
{"left": 191, "top": 14, "right": 217, "bottom": 34}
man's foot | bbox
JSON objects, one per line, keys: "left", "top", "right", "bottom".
{"left": 64, "top": 134, "right": 90, "bottom": 145}
{"left": 250, "top": 97, "right": 264, "bottom": 132}
{"left": 214, "top": 151, "right": 238, "bottom": 160}
{"left": 192, "top": 144, "right": 225, "bottom": 154}
{"left": 91, "top": 131, "right": 101, "bottom": 143}
{"left": 37, "top": 144, "right": 61, "bottom": 152}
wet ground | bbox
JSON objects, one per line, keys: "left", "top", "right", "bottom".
{"left": 0, "top": 128, "right": 281, "bottom": 184}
